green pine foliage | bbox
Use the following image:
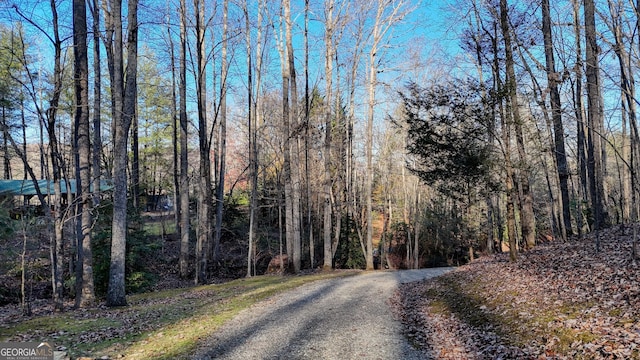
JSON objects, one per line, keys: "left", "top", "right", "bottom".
{"left": 334, "top": 217, "right": 365, "bottom": 269}
{"left": 397, "top": 80, "right": 497, "bottom": 200}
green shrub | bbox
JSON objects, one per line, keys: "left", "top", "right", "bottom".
{"left": 92, "top": 200, "right": 160, "bottom": 297}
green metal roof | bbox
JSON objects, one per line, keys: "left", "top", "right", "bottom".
{"left": 0, "top": 180, "right": 112, "bottom": 196}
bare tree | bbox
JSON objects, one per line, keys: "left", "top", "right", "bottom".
{"left": 607, "top": 0, "right": 640, "bottom": 257}
{"left": 571, "top": 0, "right": 588, "bottom": 236}
{"left": 365, "top": 0, "right": 408, "bottom": 270}
{"left": 322, "top": 0, "right": 335, "bottom": 270}
{"left": 246, "top": 0, "right": 256, "bottom": 277}
{"left": 194, "top": 0, "right": 212, "bottom": 284}
{"left": 106, "top": 0, "right": 139, "bottom": 307}
{"left": 584, "top": 0, "right": 608, "bottom": 250}
{"left": 90, "top": 0, "right": 102, "bottom": 207}
{"left": 499, "top": 0, "right": 536, "bottom": 250}
{"left": 178, "top": 0, "right": 190, "bottom": 279}
{"left": 214, "top": 0, "right": 229, "bottom": 266}
{"left": 542, "top": 0, "right": 571, "bottom": 240}
{"left": 9, "top": 5, "right": 66, "bottom": 310}
{"left": 72, "top": 0, "right": 95, "bottom": 308}
{"left": 284, "top": 0, "right": 302, "bottom": 273}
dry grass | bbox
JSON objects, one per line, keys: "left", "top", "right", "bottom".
{"left": 0, "top": 271, "right": 357, "bottom": 359}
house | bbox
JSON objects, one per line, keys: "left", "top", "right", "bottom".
{"left": 0, "top": 179, "right": 112, "bottom": 218}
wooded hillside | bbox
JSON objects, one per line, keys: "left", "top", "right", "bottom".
{"left": 392, "top": 225, "right": 640, "bottom": 358}
{"left": 0, "top": 0, "right": 639, "bottom": 313}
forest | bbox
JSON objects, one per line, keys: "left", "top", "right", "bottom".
{"left": 0, "top": 0, "right": 638, "bottom": 313}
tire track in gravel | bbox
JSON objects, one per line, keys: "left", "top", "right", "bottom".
{"left": 193, "top": 268, "right": 452, "bottom": 360}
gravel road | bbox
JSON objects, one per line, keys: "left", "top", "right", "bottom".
{"left": 192, "top": 268, "right": 452, "bottom": 360}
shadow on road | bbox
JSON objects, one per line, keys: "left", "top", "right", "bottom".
{"left": 196, "top": 268, "right": 452, "bottom": 359}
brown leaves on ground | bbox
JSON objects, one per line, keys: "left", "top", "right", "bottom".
{"left": 390, "top": 225, "right": 640, "bottom": 359}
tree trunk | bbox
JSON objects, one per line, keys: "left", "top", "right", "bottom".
{"left": 365, "top": 2, "right": 384, "bottom": 271}
{"left": 214, "top": 0, "right": 229, "bottom": 265}
{"left": 542, "top": 0, "right": 571, "bottom": 239}
{"left": 305, "top": 0, "right": 314, "bottom": 270}
{"left": 131, "top": 108, "right": 139, "bottom": 209}
{"left": 45, "top": 0, "right": 65, "bottom": 312}
{"left": 106, "top": 0, "right": 138, "bottom": 307}
{"left": 90, "top": 0, "right": 102, "bottom": 207}
{"left": 490, "top": 23, "right": 517, "bottom": 261}
{"left": 413, "top": 191, "right": 420, "bottom": 269}
{"left": 284, "top": 0, "right": 302, "bottom": 273}
{"left": 323, "top": 0, "right": 334, "bottom": 271}
{"left": 610, "top": 0, "right": 640, "bottom": 255}
{"left": 178, "top": 0, "right": 190, "bottom": 280}
{"left": 500, "top": 0, "right": 536, "bottom": 250}
{"left": 245, "top": 0, "right": 256, "bottom": 277}
{"left": 570, "top": 0, "right": 588, "bottom": 236}
{"left": 72, "top": 0, "right": 95, "bottom": 308}
{"left": 194, "top": 0, "right": 212, "bottom": 284}
{"left": 167, "top": 4, "right": 180, "bottom": 246}
{"left": 2, "top": 111, "right": 10, "bottom": 179}
{"left": 585, "top": 0, "right": 608, "bottom": 247}
{"left": 277, "top": 4, "right": 294, "bottom": 272}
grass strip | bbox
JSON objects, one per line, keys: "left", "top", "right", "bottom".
{"left": 1, "top": 271, "right": 356, "bottom": 359}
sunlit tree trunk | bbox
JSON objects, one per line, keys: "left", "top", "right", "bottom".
{"left": 500, "top": 0, "right": 536, "bottom": 250}
{"left": 304, "top": 0, "right": 314, "bottom": 270}
{"left": 178, "top": 0, "right": 190, "bottom": 279}
{"left": 365, "top": 2, "right": 383, "bottom": 271}
{"left": 585, "top": 0, "right": 608, "bottom": 249}
{"left": 570, "top": 0, "right": 588, "bottom": 236}
{"left": 245, "top": 0, "right": 256, "bottom": 277}
{"left": 73, "top": 0, "right": 95, "bottom": 308}
{"left": 47, "top": 0, "right": 65, "bottom": 311}
{"left": 323, "top": 0, "right": 334, "bottom": 270}
{"left": 490, "top": 22, "right": 517, "bottom": 261}
{"left": 542, "top": 0, "right": 571, "bottom": 239}
{"left": 276, "top": 2, "right": 294, "bottom": 271}
{"left": 131, "top": 105, "right": 139, "bottom": 209}
{"left": 166, "top": 4, "right": 180, "bottom": 243}
{"left": 214, "top": 0, "right": 229, "bottom": 265}
{"left": 284, "top": 0, "right": 302, "bottom": 273}
{"left": 194, "top": 0, "right": 212, "bottom": 284}
{"left": 90, "top": 0, "right": 102, "bottom": 208}
{"left": 107, "top": 0, "right": 138, "bottom": 307}
{"left": 343, "top": 6, "right": 365, "bottom": 264}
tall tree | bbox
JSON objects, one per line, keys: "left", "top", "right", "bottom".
{"left": 284, "top": 0, "right": 302, "bottom": 273}
{"left": 178, "top": 0, "right": 190, "bottom": 279}
{"left": 194, "top": 0, "right": 212, "bottom": 284}
{"left": 571, "top": 0, "right": 588, "bottom": 236}
{"left": 365, "top": 0, "right": 408, "bottom": 270}
{"left": 2, "top": 13, "right": 67, "bottom": 310}
{"left": 214, "top": 0, "right": 229, "bottom": 265}
{"left": 90, "top": 0, "right": 102, "bottom": 207}
{"left": 72, "top": 0, "right": 95, "bottom": 308}
{"left": 304, "top": 0, "right": 313, "bottom": 270}
{"left": 167, "top": 3, "right": 180, "bottom": 242}
{"left": 247, "top": 0, "right": 265, "bottom": 276}
{"left": 106, "top": 0, "right": 139, "bottom": 307}
{"left": 607, "top": 0, "right": 640, "bottom": 256}
{"left": 584, "top": 0, "right": 608, "bottom": 250}
{"left": 499, "top": 0, "right": 536, "bottom": 249}
{"left": 542, "top": 0, "right": 571, "bottom": 240}
{"left": 323, "top": 0, "right": 335, "bottom": 270}
{"left": 246, "top": 0, "right": 256, "bottom": 277}
{"left": 43, "top": 0, "right": 65, "bottom": 311}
